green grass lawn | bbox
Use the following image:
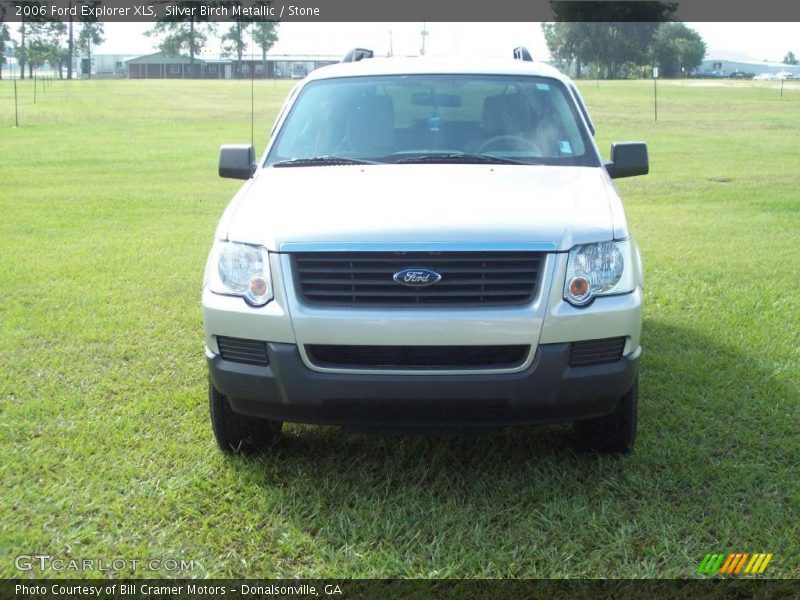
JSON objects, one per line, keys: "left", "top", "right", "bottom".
{"left": 0, "top": 77, "right": 798, "bottom": 579}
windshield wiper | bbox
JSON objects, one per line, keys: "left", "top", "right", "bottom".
{"left": 395, "top": 153, "right": 531, "bottom": 165}
{"left": 272, "top": 156, "right": 381, "bottom": 167}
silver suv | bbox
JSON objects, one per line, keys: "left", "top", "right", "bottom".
{"left": 203, "top": 49, "right": 648, "bottom": 454}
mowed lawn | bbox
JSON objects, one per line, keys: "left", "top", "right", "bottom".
{"left": 0, "top": 78, "right": 798, "bottom": 579}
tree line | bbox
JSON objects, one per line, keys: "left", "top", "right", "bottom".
{"left": 542, "top": 2, "right": 707, "bottom": 78}
{"left": 0, "top": 1, "right": 278, "bottom": 80}
{"left": 0, "top": 1, "right": 102, "bottom": 79}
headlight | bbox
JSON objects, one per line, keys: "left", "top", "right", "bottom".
{"left": 563, "top": 240, "right": 635, "bottom": 307}
{"left": 207, "top": 241, "right": 273, "bottom": 306}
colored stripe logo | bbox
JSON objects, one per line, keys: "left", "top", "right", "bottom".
{"left": 697, "top": 553, "right": 773, "bottom": 575}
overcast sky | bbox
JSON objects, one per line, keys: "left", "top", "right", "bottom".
{"left": 10, "top": 22, "right": 800, "bottom": 64}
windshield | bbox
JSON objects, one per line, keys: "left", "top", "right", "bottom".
{"left": 265, "top": 74, "right": 600, "bottom": 167}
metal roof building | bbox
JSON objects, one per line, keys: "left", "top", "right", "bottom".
{"left": 125, "top": 51, "right": 339, "bottom": 79}
{"left": 126, "top": 52, "right": 205, "bottom": 79}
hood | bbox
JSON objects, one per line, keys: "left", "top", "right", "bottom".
{"left": 219, "top": 164, "right": 621, "bottom": 252}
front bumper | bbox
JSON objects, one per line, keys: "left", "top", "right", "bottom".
{"left": 207, "top": 342, "right": 640, "bottom": 428}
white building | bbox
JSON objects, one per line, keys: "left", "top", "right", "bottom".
{"left": 699, "top": 58, "right": 800, "bottom": 77}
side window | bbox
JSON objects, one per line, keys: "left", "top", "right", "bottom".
{"left": 567, "top": 82, "right": 595, "bottom": 135}
{"left": 274, "top": 84, "right": 355, "bottom": 158}
{"left": 546, "top": 89, "right": 586, "bottom": 156}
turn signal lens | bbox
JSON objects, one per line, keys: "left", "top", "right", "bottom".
{"left": 569, "top": 276, "right": 590, "bottom": 298}
{"left": 247, "top": 274, "right": 270, "bottom": 305}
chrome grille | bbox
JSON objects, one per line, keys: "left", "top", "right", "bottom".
{"left": 292, "top": 251, "right": 542, "bottom": 307}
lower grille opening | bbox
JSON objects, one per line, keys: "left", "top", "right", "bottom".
{"left": 217, "top": 336, "right": 269, "bottom": 366}
{"left": 305, "top": 344, "right": 530, "bottom": 370}
{"left": 569, "top": 337, "right": 626, "bottom": 367}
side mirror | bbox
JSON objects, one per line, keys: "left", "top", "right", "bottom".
{"left": 605, "top": 142, "right": 649, "bottom": 179}
{"left": 219, "top": 144, "right": 255, "bottom": 180}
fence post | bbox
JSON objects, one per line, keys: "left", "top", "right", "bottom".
{"left": 653, "top": 67, "right": 659, "bottom": 122}
{"left": 14, "top": 79, "right": 19, "bottom": 127}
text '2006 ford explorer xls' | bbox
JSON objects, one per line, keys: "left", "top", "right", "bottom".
{"left": 203, "top": 49, "right": 649, "bottom": 454}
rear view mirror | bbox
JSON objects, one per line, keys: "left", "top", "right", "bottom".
{"left": 411, "top": 92, "right": 462, "bottom": 108}
{"left": 605, "top": 142, "right": 649, "bottom": 179}
{"left": 219, "top": 144, "right": 255, "bottom": 180}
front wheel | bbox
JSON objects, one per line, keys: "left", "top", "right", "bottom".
{"left": 209, "top": 379, "right": 282, "bottom": 454}
{"left": 574, "top": 376, "right": 638, "bottom": 454}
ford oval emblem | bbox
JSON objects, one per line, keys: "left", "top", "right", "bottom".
{"left": 393, "top": 267, "right": 442, "bottom": 287}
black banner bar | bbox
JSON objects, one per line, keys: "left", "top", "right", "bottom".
{"left": 2, "top": 579, "right": 800, "bottom": 600}
{"left": 1, "top": 0, "right": 800, "bottom": 22}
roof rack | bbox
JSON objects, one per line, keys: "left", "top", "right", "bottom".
{"left": 342, "top": 48, "right": 374, "bottom": 63}
{"left": 513, "top": 47, "right": 533, "bottom": 62}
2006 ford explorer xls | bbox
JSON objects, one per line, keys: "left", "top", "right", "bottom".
{"left": 202, "top": 49, "right": 649, "bottom": 454}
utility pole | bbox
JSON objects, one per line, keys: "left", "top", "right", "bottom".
{"left": 20, "top": 19, "right": 26, "bottom": 80}
{"left": 420, "top": 22, "right": 428, "bottom": 56}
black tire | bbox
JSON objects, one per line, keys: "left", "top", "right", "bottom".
{"left": 209, "top": 379, "right": 282, "bottom": 455}
{"left": 574, "top": 376, "right": 638, "bottom": 454}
